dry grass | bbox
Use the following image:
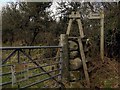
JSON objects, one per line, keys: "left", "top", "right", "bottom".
{"left": 89, "top": 56, "right": 119, "bottom": 88}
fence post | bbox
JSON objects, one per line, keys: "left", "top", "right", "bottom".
{"left": 60, "top": 34, "right": 70, "bottom": 84}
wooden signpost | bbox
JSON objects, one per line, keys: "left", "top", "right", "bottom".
{"left": 88, "top": 10, "right": 105, "bottom": 62}
{"left": 59, "top": 11, "right": 104, "bottom": 88}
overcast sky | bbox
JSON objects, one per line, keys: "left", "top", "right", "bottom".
{"left": 0, "top": 0, "right": 59, "bottom": 16}
{"left": 0, "top": 0, "right": 16, "bottom": 10}
{"left": 0, "top": 0, "right": 118, "bottom": 12}
{"left": 0, "top": 0, "right": 57, "bottom": 11}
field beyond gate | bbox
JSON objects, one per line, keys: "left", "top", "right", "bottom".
{"left": 0, "top": 46, "right": 63, "bottom": 89}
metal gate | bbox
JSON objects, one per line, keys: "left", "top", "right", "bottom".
{"left": 0, "top": 46, "right": 63, "bottom": 89}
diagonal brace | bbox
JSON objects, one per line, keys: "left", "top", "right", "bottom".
{"left": 19, "top": 49, "right": 64, "bottom": 87}
{"left": 2, "top": 49, "right": 17, "bottom": 64}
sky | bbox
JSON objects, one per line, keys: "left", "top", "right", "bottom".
{"left": 0, "top": 0, "right": 16, "bottom": 10}
{"left": 0, "top": 0, "right": 118, "bottom": 12}
{"left": 0, "top": 0, "right": 59, "bottom": 16}
{"left": 0, "top": 0, "right": 58, "bottom": 11}
{"left": 0, "top": 0, "right": 118, "bottom": 9}
{"left": 0, "top": 0, "right": 14, "bottom": 4}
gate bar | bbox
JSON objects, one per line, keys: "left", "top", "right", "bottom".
{"left": 0, "top": 46, "right": 62, "bottom": 50}
{"left": 20, "top": 74, "right": 61, "bottom": 89}
{"left": 20, "top": 49, "right": 64, "bottom": 87}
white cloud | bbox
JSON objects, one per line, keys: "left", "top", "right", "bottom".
{"left": 0, "top": 0, "right": 17, "bottom": 11}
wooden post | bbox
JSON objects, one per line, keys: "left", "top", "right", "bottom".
{"left": 78, "top": 36, "right": 90, "bottom": 88}
{"left": 88, "top": 10, "right": 104, "bottom": 62}
{"left": 66, "top": 12, "right": 74, "bottom": 35}
{"left": 66, "top": 19, "right": 73, "bottom": 35}
{"left": 100, "top": 11, "right": 104, "bottom": 62}
{"left": 76, "top": 12, "right": 84, "bottom": 38}
{"left": 60, "top": 34, "right": 70, "bottom": 83}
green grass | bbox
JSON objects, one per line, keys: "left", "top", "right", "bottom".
{"left": 1, "top": 47, "right": 59, "bottom": 88}
{"left": 2, "top": 62, "right": 59, "bottom": 88}
{"left": 2, "top": 65, "right": 52, "bottom": 88}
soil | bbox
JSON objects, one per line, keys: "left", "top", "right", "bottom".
{"left": 88, "top": 56, "right": 119, "bottom": 88}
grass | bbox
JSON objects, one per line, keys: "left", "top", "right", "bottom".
{"left": 2, "top": 64, "right": 55, "bottom": 88}
{"left": 90, "top": 57, "right": 119, "bottom": 88}
{"left": 1, "top": 48, "right": 60, "bottom": 89}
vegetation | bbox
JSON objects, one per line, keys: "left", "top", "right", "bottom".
{"left": 1, "top": 1, "right": 120, "bottom": 88}
{"left": 2, "top": 2, "right": 120, "bottom": 58}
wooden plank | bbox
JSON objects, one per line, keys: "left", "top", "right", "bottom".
{"left": 76, "top": 12, "right": 84, "bottom": 38}
{"left": 88, "top": 17, "right": 101, "bottom": 19}
{"left": 66, "top": 19, "right": 73, "bottom": 35}
{"left": 88, "top": 12, "right": 101, "bottom": 19}
{"left": 66, "top": 12, "right": 75, "bottom": 35}
{"left": 78, "top": 37, "right": 90, "bottom": 88}
{"left": 68, "top": 37, "right": 78, "bottom": 39}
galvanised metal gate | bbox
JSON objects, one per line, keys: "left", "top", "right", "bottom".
{"left": 0, "top": 46, "right": 64, "bottom": 89}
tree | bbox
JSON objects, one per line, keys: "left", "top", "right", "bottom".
{"left": 54, "top": 1, "right": 119, "bottom": 57}
{"left": 2, "top": 2, "right": 53, "bottom": 46}
{"left": 2, "top": 2, "right": 22, "bottom": 45}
